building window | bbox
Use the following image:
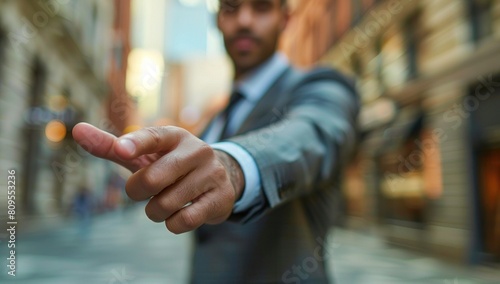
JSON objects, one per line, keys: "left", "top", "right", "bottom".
{"left": 380, "top": 29, "right": 406, "bottom": 89}
{"left": 378, "top": 112, "right": 427, "bottom": 226}
{"left": 467, "top": 0, "right": 493, "bottom": 43}
{"left": 470, "top": 74, "right": 500, "bottom": 260}
{"left": 404, "top": 13, "right": 420, "bottom": 80}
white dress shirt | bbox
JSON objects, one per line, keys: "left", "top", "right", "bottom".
{"left": 204, "top": 52, "right": 290, "bottom": 213}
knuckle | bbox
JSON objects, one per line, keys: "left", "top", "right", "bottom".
{"left": 165, "top": 220, "right": 182, "bottom": 235}
{"left": 180, "top": 209, "right": 201, "bottom": 229}
{"left": 212, "top": 162, "right": 228, "bottom": 185}
{"left": 145, "top": 203, "right": 163, "bottom": 222}
{"left": 141, "top": 170, "right": 159, "bottom": 192}
{"left": 183, "top": 143, "right": 212, "bottom": 164}
{"left": 145, "top": 127, "right": 161, "bottom": 146}
{"left": 125, "top": 179, "right": 142, "bottom": 201}
{"left": 165, "top": 125, "right": 186, "bottom": 141}
{"left": 168, "top": 155, "right": 183, "bottom": 173}
{"left": 198, "top": 143, "right": 214, "bottom": 157}
{"left": 156, "top": 195, "right": 174, "bottom": 213}
{"left": 124, "top": 183, "right": 137, "bottom": 200}
{"left": 210, "top": 198, "right": 230, "bottom": 223}
{"left": 224, "top": 185, "right": 236, "bottom": 202}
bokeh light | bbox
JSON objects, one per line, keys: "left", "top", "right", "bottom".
{"left": 45, "top": 120, "right": 67, "bottom": 143}
{"left": 123, "top": 124, "right": 142, "bottom": 134}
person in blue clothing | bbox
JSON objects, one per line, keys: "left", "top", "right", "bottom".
{"left": 72, "top": 186, "right": 93, "bottom": 239}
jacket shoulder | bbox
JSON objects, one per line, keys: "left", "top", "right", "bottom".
{"left": 284, "top": 66, "right": 358, "bottom": 98}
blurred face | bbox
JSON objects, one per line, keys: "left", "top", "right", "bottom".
{"left": 217, "top": 0, "right": 288, "bottom": 78}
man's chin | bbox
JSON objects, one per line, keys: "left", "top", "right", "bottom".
{"left": 232, "top": 53, "right": 271, "bottom": 73}
{"left": 232, "top": 57, "right": 258, "bottom": 72}
{"left": 235, "top": 63, "right": 260, "bottom": 75}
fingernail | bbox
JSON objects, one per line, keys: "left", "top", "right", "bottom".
{"left": 118, "top": 138, "right": 136, "bottom": 155}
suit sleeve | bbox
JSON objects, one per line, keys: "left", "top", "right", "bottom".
{"left": 227, "top": 71, "right": 360, "bottom": 223}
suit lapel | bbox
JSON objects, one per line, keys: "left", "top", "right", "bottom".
{"left": 235, "top": 67, "right": 294, "bottom": 135}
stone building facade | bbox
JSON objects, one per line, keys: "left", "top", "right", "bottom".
{"left": 316, "top": 0, "right": 500, "bottom": 264}
{"left": 0, "top": 0, "right": 132, "bottom": 221}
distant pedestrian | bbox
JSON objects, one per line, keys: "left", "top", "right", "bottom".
{"left": 72, "top": 186, "right": 93, "bottom": 240}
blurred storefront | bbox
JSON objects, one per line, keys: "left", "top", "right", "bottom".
{"left": 0, "top": 0, "right": 134, "bottom": 221}
{"left": 472, "top": 74, "right": 500, "bottom": 261}
{"left": 282, "top": 0, "right": 500, "bottom": 264}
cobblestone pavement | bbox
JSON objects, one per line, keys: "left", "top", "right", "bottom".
{"left": 1, "top": 205, "right": 499, "bottom": 283}
{"left": 327, "top": 229, "right": 500, "bottom": 284}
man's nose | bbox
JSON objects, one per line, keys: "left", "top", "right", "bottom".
{"left": 236, "top": 6, "right": 253, "bottom": 28}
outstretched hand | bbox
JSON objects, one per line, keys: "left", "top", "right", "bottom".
{"left": 72, "top": 123, "right": 244, "bottom": 234}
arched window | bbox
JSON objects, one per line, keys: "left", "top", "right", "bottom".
{"left": 467, "top": 0, "right": 493, "bottom": 43}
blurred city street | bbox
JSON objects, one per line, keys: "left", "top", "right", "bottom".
{"left": 1, "top": 204, "right": 499, "bottom": 284}
{"left": 0, "top": 204, "right": 193, "bottom": 284}
{"left": 1, "top": 0, "right": 500, "bottom": 283}
{"left": 330, "top": 230, "right": 500, "bottom": 284}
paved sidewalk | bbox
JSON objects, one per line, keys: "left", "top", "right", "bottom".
{"left": 0, "top": 205, "right": 193, "bottom": 284}
{"left": 1, "top": 205, "right": 499, "bottom": 283}
{"left": 328, "top": 229, "right": 500, "bottom": 284}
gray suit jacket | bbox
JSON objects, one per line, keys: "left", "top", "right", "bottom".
{"left": 193, "top": 66, "right": 359, "bottom": 284}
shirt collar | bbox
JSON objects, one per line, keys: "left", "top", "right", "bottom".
{"left": 234, "top": 52, "right": 290, "bottom": 103}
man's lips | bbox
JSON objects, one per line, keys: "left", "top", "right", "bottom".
{"left": 232, "top": 37, "right": 257, "bottom": 51}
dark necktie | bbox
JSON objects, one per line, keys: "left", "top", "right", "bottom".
{"left": 219, "top": 90, "right": 244, "bottom": 140}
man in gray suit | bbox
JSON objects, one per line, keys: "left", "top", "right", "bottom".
{"left": 73, "top": 0, "right": 358, "bottom": 283}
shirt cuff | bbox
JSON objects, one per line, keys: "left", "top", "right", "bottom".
{"left": 211, "top": 142, "right": 263, "bottom": 213}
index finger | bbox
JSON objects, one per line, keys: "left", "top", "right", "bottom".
{"left": 72, "top": 122, "right": 126, "bottom": 164}
{"left": 115, "top": 126, "right": 187, "bottom": 159}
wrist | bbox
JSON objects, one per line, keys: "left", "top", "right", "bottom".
{"left": 214, "top": 150, "right": 245, "bottom": 202}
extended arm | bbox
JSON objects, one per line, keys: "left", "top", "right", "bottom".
{"left": 72, "top": 71, "right": 358, "bottom": 233}
{"left": 228, "top": 79, "right": 359, "bottom": 218}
